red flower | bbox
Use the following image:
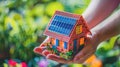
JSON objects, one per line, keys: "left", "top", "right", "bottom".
{"left": 8, "top": 59, "right": 17, "bottom": 66}
{"left": 21, "top": 62, "right": 27, "bottom": 67}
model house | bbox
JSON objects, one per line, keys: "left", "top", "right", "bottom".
{"left": 42, "top": 11, "right": 91, "bottom": 59}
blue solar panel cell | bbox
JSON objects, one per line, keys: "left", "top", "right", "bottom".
{"left": 48, "top": 15, "right": 77, "bottom": 36}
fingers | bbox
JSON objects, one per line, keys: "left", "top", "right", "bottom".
{"left": 34, "top": 37, "right": 73, "bottom": 64}
{"left": 42, "top": 50, "right": 51, "bottom": 56}
{"left": 34, "top": 46, "right": 52, "bottom": 56}
{"left": 47, "top": 54, "right": 73, "bottom": 64}
{"left": 34, "top": 47, "right": 73, "bottom": 64}
{"left": 34, "top": 47, "right": 45, "bottom": 55}
{"left": 34, "top": 37, "right": 50, "bottom": 55}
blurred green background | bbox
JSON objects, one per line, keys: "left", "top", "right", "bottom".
{"left": 0, "top": 0, "right": 119, "bottom": 67}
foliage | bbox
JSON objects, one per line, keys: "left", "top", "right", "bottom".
{"left": 60, "top": 53, "right": 69, "bottom": 60}
{"left": 66, "top": 50, "right": 73, "bottom": 56}
{"left": 1, "top": 0, "right": 120, "bottom": 67}
{"left": 3, "top": 57, "right": 59, "bottom": 67}
{"left": 96, "top": 35, "right": 120, "bottom": 67}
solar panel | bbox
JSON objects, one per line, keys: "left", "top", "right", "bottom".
{"left": 48, "top": 15, "right": 77, "bottom": 36}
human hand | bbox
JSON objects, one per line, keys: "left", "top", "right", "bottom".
{"left": 34, "top": 32, "right": 100, "bottom": 64}
{"left": 73, "top": 32, "right": 100, "bottom": 64}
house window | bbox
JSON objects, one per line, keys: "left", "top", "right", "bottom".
{"left": 59, "top": 40, "right": 64, "bottom": 48}
{"left": 79, "top": 37, "right": 84, "bottom": 45}
{"left": 56, "top": 39, "right": 59, "bottom": 46}
{"left": 64, "top": 42, "right": 67, "bottom": 49}
{"left": 51, "top": 38, "right": 55, "bottom": 45}
{"left": 76, "top": 25, "right": 82, "bottom": 34}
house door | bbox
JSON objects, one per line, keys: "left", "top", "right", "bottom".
{"left": 73, "top": 39, "right": 77, "bottom": 52}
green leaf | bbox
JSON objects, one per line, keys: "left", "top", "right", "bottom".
{"left": 45, "top": 2, "right": 64, "bottom": 16}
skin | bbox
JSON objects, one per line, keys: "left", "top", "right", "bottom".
{"left": 73, "top": 9, "right": 120, "bottom": 64}
{"left": 83, "top": 0, "right": 120, "bottom": 29}
{"left": 34, "top": 0, "right": 120, "bottom": 64}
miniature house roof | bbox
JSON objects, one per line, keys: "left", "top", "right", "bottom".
{"left": 48, "top": 15, "right": 77, "bottom": 36}
{"left": 44, "top": 11, "right": 90, "bottom": 43}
